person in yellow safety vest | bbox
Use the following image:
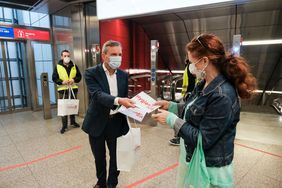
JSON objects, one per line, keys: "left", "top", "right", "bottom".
{"left": 52, "top": 50, "right": 82, "bottom": 134}
{"left": 169, "top": 59, "right": 196, "bottom": 146}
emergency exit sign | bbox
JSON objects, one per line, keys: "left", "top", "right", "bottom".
{"left": 14, "top": 28, "right": 50, "bottom": 41}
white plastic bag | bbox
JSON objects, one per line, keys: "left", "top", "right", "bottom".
{"left": 57, "top": 87, "right": 79, "bottom": 116}
{"left": 116, "top": 117, "right": 141, "bottom": 171}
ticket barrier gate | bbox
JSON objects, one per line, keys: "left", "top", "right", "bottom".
{"left": 41, "top": 72, "right": 52, "bottom": 119}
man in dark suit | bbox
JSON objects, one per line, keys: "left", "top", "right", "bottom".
{"left": 82, "top": 40, "right": 135, "bottom": 188}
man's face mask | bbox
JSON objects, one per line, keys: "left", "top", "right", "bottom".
{"left": 188, "top": 58, "right": 208, "bottom": 79}
{"left": 63, "top": 57, "right": 71, "bottom": 64}
{"left": 109, "top": 56, "right": 122, "bottom": 69}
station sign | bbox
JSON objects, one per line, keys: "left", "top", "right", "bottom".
{"left": 0, "top": 27, "right": 14, "bottom": 39}
{"left": 0, "top": 27, "right": 50, "bottom": 41}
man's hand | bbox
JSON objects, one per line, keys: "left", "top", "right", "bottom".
{"left": 62, "top": 80, "right": 69, "bottom": 85}
{"left": 68, "top": 79, "right": 74, "bottom": 85}
{"left": 154, "top": 100, "right": 170, "bottom": 110}
{"left": 151, "top": 109, "right": 170, "bottom": 125}
{"left": 118, "top": 98, "right": 135, "bottom": 108}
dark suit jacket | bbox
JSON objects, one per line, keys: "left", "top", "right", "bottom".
{"left": 82, "top": 64, "right": 129, "bottom": 138}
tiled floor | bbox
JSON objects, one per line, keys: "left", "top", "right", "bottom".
{"left": 0, "top": 110, "right": 282, "bottom": 188}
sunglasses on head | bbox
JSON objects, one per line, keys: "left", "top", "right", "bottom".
{"left": 195, "top": 35, "right": 225, "bottom": 55}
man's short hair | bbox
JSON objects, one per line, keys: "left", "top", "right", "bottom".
{"left": 102, "top": 40, "right": 122, "bottom": 54}
{"left": 61, "top": 49, "right": 70, "bottom": 56}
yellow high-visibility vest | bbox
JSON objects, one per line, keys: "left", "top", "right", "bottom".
{"left": 57, "top": 64, "right": 78, "bottom": 91}
{"left": 181, "top": 66, "right": 189, "bottom": 96}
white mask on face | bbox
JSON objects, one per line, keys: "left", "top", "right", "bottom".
{"left": 188, "top": 58, "right": 208, "bottom": 80}
{"left": 63, "top": 57, "right": 71, "bottom": 64}
{"left": 109, "top": 56, "right": 122, "bottom": 69}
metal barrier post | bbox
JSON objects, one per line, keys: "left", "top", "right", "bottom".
{"left": 41, "top": 72, "right": 52, "bottom": 119}
{"left": 150, "top": 40, "right": 159, "bottom": 99}
{"left": 148, "top": 40, "right": 159, "bottom": 126}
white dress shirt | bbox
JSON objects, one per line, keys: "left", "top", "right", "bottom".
{"left": 102, "top": 63, "right": 119, "bottom": 114}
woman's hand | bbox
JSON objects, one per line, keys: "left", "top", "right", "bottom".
{"left": 151, "top": 109, "right": 170, "bottom": 125}
{"left": 154, "top": 100, "right": 170, "bottom": 110}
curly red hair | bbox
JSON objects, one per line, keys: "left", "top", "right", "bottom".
{"left": 186, "top": 34, "right": 257, "bottom": 99}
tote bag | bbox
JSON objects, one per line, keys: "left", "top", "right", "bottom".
{"left": 116, "top": 117, "right": 141, "bottom": 172}
{"left": 185, "top": 133, "right": 210, "bottom": 188}
{"left": 57, "top": 87, "right": 79, "bottom": 116}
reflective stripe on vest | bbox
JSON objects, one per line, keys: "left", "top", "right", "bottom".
{"left": 57, "top": 64, "right": 78, "bottom": 91}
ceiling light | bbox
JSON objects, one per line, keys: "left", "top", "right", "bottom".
{"left": 241, "top": 39, "right": 282, "bottom": 46}
{"left": 97, "top": 0, "right": 233, "bottom": 20}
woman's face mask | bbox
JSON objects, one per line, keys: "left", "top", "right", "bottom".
{"left": 188, "top": 58, "right": 208, "bottom": 79}
{"left": 109, "top": 56, "right": 122, "bottom": 69}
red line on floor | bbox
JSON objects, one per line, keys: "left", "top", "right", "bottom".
{"left": 235, "top": 143, "right": 282, "bottom": 158}
{"left": 0, "top": 145, "right": 82, "bottom": 172}
{"left": 126, "top": 143, "right": 282, "bottom": 187}
{"left": 125, "top": 163, "right": 178, "bottom": 188}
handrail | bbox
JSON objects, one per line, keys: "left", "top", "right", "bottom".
{"left": 171, "top": 76, "right": 183, "bottom": 101}
{"left": 160, "top": 74, "right": 183, "bottom": 101}
{"left": 260, "top": 77, "right": 282, "bottom": 105}
{"left": 128, "top": 71, "right": 183, "bottom": 99}
{"left": 129, "top": 74, "right": 151, "bottom": 80}
{"left": 258, "top": 54, "right": 282, "bottom": 105}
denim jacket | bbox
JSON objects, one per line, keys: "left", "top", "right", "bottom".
{"left": 173, "top": 74, "right": 240, "bottom": 167}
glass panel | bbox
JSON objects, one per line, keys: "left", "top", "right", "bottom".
{"left": 63, "top": 17, "right": 71, "bottom": 27}
{"left": 38, "top": 13, "right": 50, "bottom": 28}
{"left": 30, "top": 11, "right": 40, "bottom": 27}
{"left": 6, "top": 42, "right": 17, "bottom": 59}
{"left": 11, "top": 80, "right": 21, "bottom": 96}
{"left": 0, "top": 61, "right": 4, "bottom": 76}
{"left": 8, "top": 61, "right": 19, "bottom": 77}
{"left": 16, "top": 9, "right": 31, "bottom": 26}
{"left": 1, "top": 41, "right": 28, "bottom": 112}
{"left": 32, "top": 42, "right": 55, "bottom": 106}
{"left": 43, "top": 44, "right": 52, "bottom": 60}
{"left": 0, "top": 80, "right": 7, "bottom": 96}
{"left": 54, "top": 15, "right": 64, "bottom": 26}
{"left": 37, "top": 80, "right": 42, "bottom": 106}
{"left": 14, "top": 98, "right": 22, "bottom": 107}
{"left": 33, "top": 43, "right": 43, "bottom": 61}
{"left": 3, "top": 8, "right": 13, "bottom": 23}
{"left": 0, "top": 100, "right": 8, "bottom": 112}
{"left": 0, "top": 8, "right": 3, "bottom": 22}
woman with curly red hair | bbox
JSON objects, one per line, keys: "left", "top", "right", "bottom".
{"left": 152, "top": 33, "right": 257, "bottom": 187}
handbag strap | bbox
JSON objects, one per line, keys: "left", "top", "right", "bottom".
{"left": 63, "top": 90, "right": 66, "bottom": 99}
{"left": 197, "top": 132, "right": 203, "bottom": 148}
{"left": 68, "top": 86, "right": 76, "bottom": 99}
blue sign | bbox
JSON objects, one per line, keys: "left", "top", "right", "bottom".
{"left": 0, "top": 27, "right": 14, "bottom": 39}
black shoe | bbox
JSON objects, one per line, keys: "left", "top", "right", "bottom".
{"left": 60, "top": 128, "right": 66, "bottom": 134}
{"left": 93, "top": 184, "right": 106, "bottom": 188}
{"left": 72, "top": 122, "right": 80, "bottom": 128}
{"left": 169, "top": 137, "right": 180, "bottom": 146}
{"left": 107, "top": 184, "right": 116, "bottom": 188}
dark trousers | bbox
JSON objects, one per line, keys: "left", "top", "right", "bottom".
{"left": 58, "top": 89, "right": 78, "bottom": 129}
{"left": 89, "top": 116, "right": 120, "bottom": 187}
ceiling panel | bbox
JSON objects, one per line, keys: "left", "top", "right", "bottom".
{"left": 130, "top": 0, "right": 282, "bottom": 73}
